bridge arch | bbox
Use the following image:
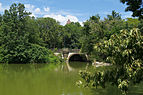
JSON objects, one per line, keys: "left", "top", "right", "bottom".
{"left": 67, "top": 53, "right": 88, "bottom": 62}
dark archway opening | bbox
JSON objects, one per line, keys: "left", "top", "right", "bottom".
{"left": 69, "top": 54, "right": 88, "bottom": 62}
{"left": 68, "top": 54, "right": 89, "bottom": 69}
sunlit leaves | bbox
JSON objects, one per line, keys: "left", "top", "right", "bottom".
{"left": 80, "top": 28, "right": 143, "bottom": 94}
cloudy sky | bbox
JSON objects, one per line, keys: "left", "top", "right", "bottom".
{"left": 0, "top": 0, "right": 132, "bottom": 25}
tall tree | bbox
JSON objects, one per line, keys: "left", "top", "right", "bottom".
{"left": 25, "top": 17, "right": 42, "bottom": 45}
{"left": 81, "top": 15, "right": 103, "bottom": 54}
{"left": 0, "top": 3, "right": 31, "bottom": 63}
{"left": 63, "top": 22, "right": 82, "bottom": 49}
{"left": 0, "top": 3, "right": 60, "bottom": 63}
{"left": 36, "top": 17, "right": 63, "bottom": 48}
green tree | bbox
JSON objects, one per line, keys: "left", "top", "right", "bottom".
{"left": 63, "top": 22, "right": 82, "bottom": 49}
{"left": 36, "top": 17, "right": 63, "bottom": 48}
{"left": 120, "top": 0, "right": 143, "bottom": 19}
{"left": 0, "top": 3, "right": 31, "bottom": 63}
{"left": 81, "top": 12, "right": 124, "bottom": 61}
{"left": 81, "top": 15, "right": 103, "bottom": 54}
{"left": 124, "top": 18, "right": 140, "bottom": 30}
{"left": 25, "top": 17, "right": 42, "bottom": 45}
{"left": 107, "top": 10, "right": 121, "bottom": 20}
{"left": 104, "top": 11, "right": 124, "bottom": 39}
{"left": 80, "top": 28, "right": 143, "bottom": 94}
{"left": 0, "top": 3, "right": 62, "bottom": 63}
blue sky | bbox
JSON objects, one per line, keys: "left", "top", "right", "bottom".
{"left": 0, "top": 0, "right": 132, "bottom": 25}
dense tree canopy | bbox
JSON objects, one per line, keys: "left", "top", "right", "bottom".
{"left": 63, "top": 22, "right": 82, "bottom": 48}
{"left": 36, "top": 17, "right": 63, "bottom": 48}
{"left": 0, "top": 3, "right": 62, "bottom": 63}
{"left": 80, "top": 11, "right": 138, "bottom": 61}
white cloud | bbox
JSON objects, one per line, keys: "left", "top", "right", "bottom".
{"left": 122, "top": 12, "right": 132, "bottom": 19}
{"left": 0, "top": 2, "right": 9, "bottom": 13}
{"left": 79, "top": 21, "right": 84, "bottom": 26}
{"left": 0, "top": 3, "right": 2, "bottom": 11}
{"left": 25, "top": 4, "right": 35, "bottom": 11}
{"left": 44, "top": 7, "right": 50, "bottom": 12}
{"left": 35, "top": 8, "right": 41, "bottom": 13}
{"left": 25, "top": 4, "right": 35, "bottom": 15}
{"left": 29, "top": 13, "right": 36, "bottom": 17}
{"left": 0, "top": 3, "right": 83, "bottom": 26}
{"left": 25, "top": 4, "right": 41, "bottom": 17}
{"left": 0, "top": 2, "right": 6, "bottom": 12}
{"left": 43, "top": 14, "right": 80, "bottom": 25}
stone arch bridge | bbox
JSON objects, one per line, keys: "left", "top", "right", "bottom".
{"left": 54, "top": 49, "right": 89, "bottom": 62}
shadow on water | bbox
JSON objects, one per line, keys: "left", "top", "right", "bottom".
{"left": 69, "top": 61, "right": 91, "bottom": 69}
{"left": 0, "top": 64, "right": 47, "bottom": 72}
{"left": 127, "top": 82, "right": 143, "bottom": 95}
{"left": 90, "top": 85, "right": 122, "bottom": 95}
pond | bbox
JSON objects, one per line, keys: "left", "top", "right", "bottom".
{"left": 0, "top": 62, "right": 143, "bottom": 95}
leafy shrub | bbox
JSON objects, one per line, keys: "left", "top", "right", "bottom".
{"left": 0, "top": 44, "right": 62, "bottom": 64}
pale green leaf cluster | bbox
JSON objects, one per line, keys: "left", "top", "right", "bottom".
{"left": 80, "top": 28, "right": 143, "bottom": 94}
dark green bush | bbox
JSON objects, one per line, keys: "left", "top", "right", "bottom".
{"left": 0, "top": 44, "right": 62, "bottom": 64}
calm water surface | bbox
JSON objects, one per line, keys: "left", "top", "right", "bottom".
{"left": 0, "top": 62, "right": 142, "bottom": 95}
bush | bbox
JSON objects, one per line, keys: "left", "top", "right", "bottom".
{"left": 0, "top": 44, "right": 62, "bottom": 64}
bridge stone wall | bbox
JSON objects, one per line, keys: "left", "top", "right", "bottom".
{"left": 54, "top": 49, "right": 88, "bottom": 62}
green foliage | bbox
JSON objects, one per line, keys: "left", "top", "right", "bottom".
{"left": 138, "top": 19, "right": 143, "bottom": 34}
{"left": 120, "top": 0, "right": 143, "bottom": 19}
{"left": 0, "top": 3, "right": 62, "bottom": 64}
{"left": 26, "top": 17, "right": 42, "bottom": 45}
{"left": 81, "top": 12, "right": 126, "bottom": 61}
{"left": 80, "top": 11, "right": 141, "bottom": 62}
{"left": 0, "top": 2, "right": 142, "bottom": 65}
{"left": 0, "top": 44, "right": 62, "bottom": 63}
{"left": 36, "top": 17, "right": 63, "bottom": 48}
{"left": 107, "top": 10, "right": 121, "bottom": 20}
{"left": 63, "top": 22, "right": 83, "bottom": 48}
{"left": 23, "top": 44, "right": 59, "bottom": 63}
{"left": 81, "top": 15, "right": 103, "bottom": 54}
{"left": 125, "top": 18, "right": 140, "bottom": 28}
{"left": 79, "top": 28, "right": 143, "bottom": 94}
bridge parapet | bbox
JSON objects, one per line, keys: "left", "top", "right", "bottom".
{"left": 54, "top": 48, "right": 80, "bottom": 53}
{"left": 69, "top": 49, "right": 80, "bottom": 53}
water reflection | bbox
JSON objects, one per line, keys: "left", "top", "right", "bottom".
{"left": 66, "top": 61, "right": 91, "bottom": 72}
{"left": 0, "top": 63, "right": 143, "bottom": 95}
{"left": 0, "top": 64, "right": 92, "bottom": 95}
